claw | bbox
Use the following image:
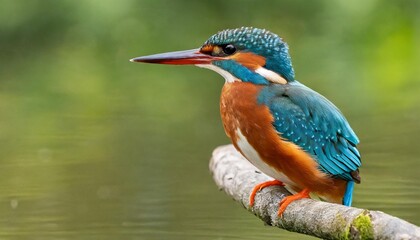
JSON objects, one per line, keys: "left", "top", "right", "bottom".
{"left": 278, "top": 188, "right": 311, "bottom": 216}
{"left": 249, "top": 180, "right": 284, "bottom": 206}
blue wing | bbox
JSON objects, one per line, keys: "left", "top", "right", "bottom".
{"left": 258, "top": 82, "right": 361, "bottom": 182}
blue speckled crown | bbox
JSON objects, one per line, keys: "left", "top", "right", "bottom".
{"left": 204, "top": 27, "right": 295, "bottom": 82}
{"left": 205, "top": 27, "right": 282, "bottom": 54}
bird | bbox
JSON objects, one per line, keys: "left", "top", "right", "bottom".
{"left": 130, "top": 27, "right": 361, "bottom": 216}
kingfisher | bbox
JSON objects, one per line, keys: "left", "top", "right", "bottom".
{"left": 130, "top": 27, "right": 361, "bottom": 216}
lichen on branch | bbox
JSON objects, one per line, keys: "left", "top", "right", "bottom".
{"left": 209, "top": 144, "right": 420, "bottom": 240}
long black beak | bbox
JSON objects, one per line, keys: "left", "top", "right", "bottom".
{"left": 130, "top": 48, "right": 220, "bottom": 65}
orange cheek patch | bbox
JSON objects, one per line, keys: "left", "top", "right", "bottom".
{"left": 231, "top": 52, "right": 266, "bottom": 70}
{"left": 200, "top": 45, "right": 214, "bottom": 54}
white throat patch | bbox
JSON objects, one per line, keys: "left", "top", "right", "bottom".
{"left": 196, "top": 64, "right": 238, "bottom": 83}
{"left": 196, "top": 64, "right": 287, "bottom": 84}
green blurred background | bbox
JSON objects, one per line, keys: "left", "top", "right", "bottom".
{"left": 0, "top": 0, "right": 419, "bottom": 239}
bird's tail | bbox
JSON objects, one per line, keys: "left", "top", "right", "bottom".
{"left": 343, "top": 181, "right": 354, "bottom": 206}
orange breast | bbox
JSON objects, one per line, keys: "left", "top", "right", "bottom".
{"left": 220, "top": 82, "right": 346, "bottom": 202}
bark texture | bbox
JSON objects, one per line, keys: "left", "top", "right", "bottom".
{"left": 209, "top": 144, "right": 420, "bottom": 240}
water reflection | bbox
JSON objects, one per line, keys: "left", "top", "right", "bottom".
{"left": 0, "top": 110, "right": 418, "bottom": 239}
{"left": 0, "top": 0, "right": 419, "bottom": 239}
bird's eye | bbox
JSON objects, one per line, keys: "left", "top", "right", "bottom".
{"left": 222, "top": 44, "right": 236, "bottom": 55}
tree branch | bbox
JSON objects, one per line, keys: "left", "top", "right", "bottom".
{"left": 209, "top": 144, "right": 420, "bottom": 240}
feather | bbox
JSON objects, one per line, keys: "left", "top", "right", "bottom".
{"left": 257, "top": 81, "right": 361, "bottom": 181}
{"left": 343, "top": 181, "right": 355, "bottom": 206}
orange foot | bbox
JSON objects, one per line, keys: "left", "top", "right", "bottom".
{"left": 249, "top": 180, "right": 284, "bottom": 206}
{"left": 278, "top": 188, "right": 311, "bottom": 216}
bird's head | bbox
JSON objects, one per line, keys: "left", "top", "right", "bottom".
{"left": 131, "top": 27, "right": 295, "bottom": 85}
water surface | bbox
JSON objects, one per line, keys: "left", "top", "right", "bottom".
{"left": 0, "top": 1, "right": 419, "bottom": 239}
